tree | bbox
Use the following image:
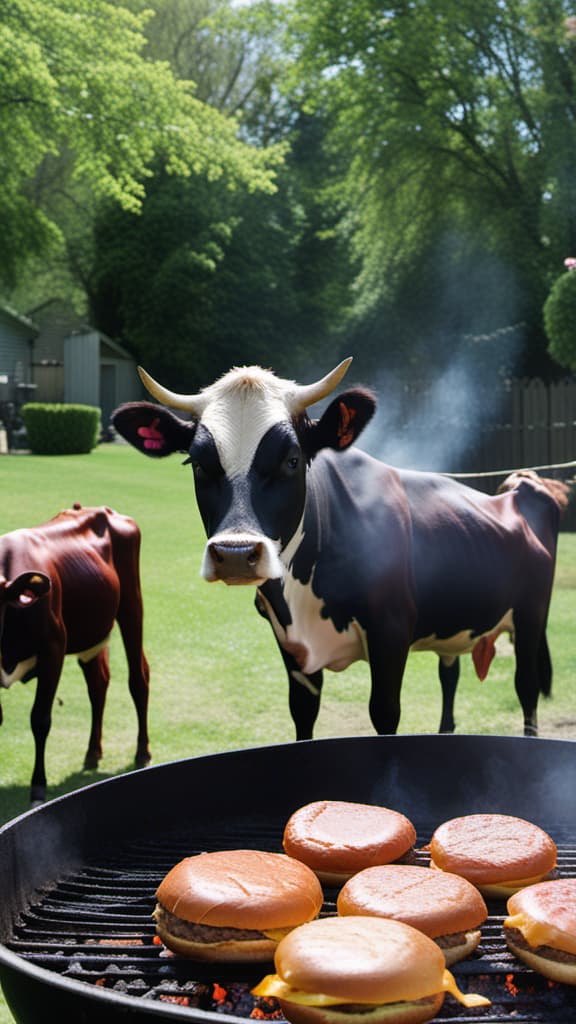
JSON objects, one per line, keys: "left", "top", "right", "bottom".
{"left": 84, "top": 0, "right": 355, "bottom": 386}
{"left": 90, "top": 110, "right": 355, "bottom": 390}
{"left": 0, "top": 0, "right": 281, "bottom": 290}
{"left": 283, "top": 0, "right": 576, "bottom": 376}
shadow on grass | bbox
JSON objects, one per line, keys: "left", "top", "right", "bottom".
{"left": 0, "top": 763, "right": 139, "bottom": 829}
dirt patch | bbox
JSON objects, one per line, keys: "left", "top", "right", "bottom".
{"left": 541, "top": 718, "right": 576, "bottom": 740}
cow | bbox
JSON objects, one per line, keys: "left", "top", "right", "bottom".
{"left": 0, "top": 504, "right": 151, "bottom": 804}
{"left": 112, "top": 358, "right": 568, "bottom": 742}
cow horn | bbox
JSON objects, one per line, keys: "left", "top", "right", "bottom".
{"left": 138, "top": 357, "right": 353, "bottom": 415}
{"left": 289, "top": 357, "right": 353, "bottom": 413}
{"left": 137, "top": 367, "right": 207, "bottom": 414}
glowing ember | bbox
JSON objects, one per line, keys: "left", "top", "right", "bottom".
{"left": 213, "top": 983, "right": 228, "bottom": 1004}
{"left": 505, "top": 974, "right": 519, "bottom": 997}
{"left": 250, "top": 1001, "right": 284, "bottom": 1019}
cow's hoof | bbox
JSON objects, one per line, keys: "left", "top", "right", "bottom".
{"left": 84, "top": 752, "right": 101, "bottom": 770}
{"left": 135, "top": 751, "right": 152, "bottom": 769}
{"left": 30, "top": 786, "right": 46, "bottom": 806}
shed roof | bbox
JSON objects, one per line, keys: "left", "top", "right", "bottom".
{"left": 0, "top": 303, "right": 39, "bottom": 336}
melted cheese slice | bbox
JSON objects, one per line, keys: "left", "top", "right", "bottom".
{"left": 262, "top": 928, "right": 294, "bottom": 942}
{"left": 481, "top": 874, "right": 550, "bottom": 897}
{"left": 504, "top": 912, "right": 576, "bottom": 955}
{"left": 430, "top": 860, "right": 550, "bottom": 896}
{"left": 252, "top": 972, "right": 489, "bottom": 1009}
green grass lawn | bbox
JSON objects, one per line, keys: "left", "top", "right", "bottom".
{"left": 0, "top": 443, "right": 574, "bottom": 1023}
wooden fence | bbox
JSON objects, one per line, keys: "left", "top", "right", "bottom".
{"left": 447, "top": 377, "right": 576, "bottom": 530}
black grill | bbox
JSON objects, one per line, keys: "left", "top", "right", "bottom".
{"left": 3, "top": 735, "right": 576, "bottom": 1022}
{"left": 6, "top": 820, "right": 576, "bottom": 1022}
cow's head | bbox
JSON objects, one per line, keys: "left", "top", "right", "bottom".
{"left": 0, "top": 572, "right": 51, "bottom": 687}
{"left": 112, "top": 359, "right": 375, "bottom": 584}
{"left": 0, "top": 572, "right": 51, "bottom": 611}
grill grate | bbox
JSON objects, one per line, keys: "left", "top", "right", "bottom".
{"left": 6, "top": 821, "right": 576, "bottom": 1022}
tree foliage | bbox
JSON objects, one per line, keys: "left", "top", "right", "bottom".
{"left": 5, "top": 0, "right": 576, "bottom": 384}
{"left": 90, "top": 109, "right": 354, "bottom": 389}
{"left": 284, "top": 0, "right": 576, "bottom": 375}
{"left": 0, "top": 0, "right": 281, "bottom": 288}
{"left": 543, "top": 268, "right": 576, "bottom": 371}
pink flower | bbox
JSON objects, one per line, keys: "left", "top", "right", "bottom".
{"left": 563, "top": 257, "right": 576, "bottom": 270}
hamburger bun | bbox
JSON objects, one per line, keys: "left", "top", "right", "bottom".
{"left": 252, "top": 915, "right": 490, "bottom": 1024}
{"left": 283, "top": 800, "right": 416, "bottom": 885}
{"left": 504, "top": 878, "right": 576, "bottom": 984}
{"left": 337, "top": 864, "right": 487, "bottom": 965}
{"left": 428, "top": 814, "right": 557, "bottom": 897}
{"left": 154, "top": 849, "right": 323, "bottom": 960}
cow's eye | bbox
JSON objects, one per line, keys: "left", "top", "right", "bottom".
{"left": 285, "top": 453, "right": 300, "bottom": 474}
{"left": 193, "top": 462, "right": 209, "bottom": 481}
{"left": 182, "top": 455, "right": 207, "bottom": 479}
{"left": 192, "top": 459, "right": 223, "bottom": 482}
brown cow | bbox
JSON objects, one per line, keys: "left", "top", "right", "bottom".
{"left": 0, "top": 504, "right": 151, "bottom": 804}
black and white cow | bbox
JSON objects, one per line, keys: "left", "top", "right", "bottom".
{"left": 113, "top": 359, "right": 567, "bottom": 738}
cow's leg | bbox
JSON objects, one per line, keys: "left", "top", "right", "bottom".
{"left": 366, "top": 637, "right": 409, "bottom": 735}
{"left": 115, "top": 600, "right": 151, "bottom": 768}
{"left": 289, "top": 666, "right": 324, "bottom": 740}
{"left": 29, "top": 659, "right": 64, "bottom": 804}
{"left": 272, "top": 644, "right": 323, "bottom": 739}
{"left": 438, "top": 656, "right": 459, "bottom": 733}
{"left": 513, "top": 615, "right": 548, "bottom": 737}
{"left": 80, "top": 649, "right": 110, "bottom": 769}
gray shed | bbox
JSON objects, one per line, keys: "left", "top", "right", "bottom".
{"left": 29, "top": 299, "right": 144, "bottom": 435}
{"left": 64, "top": 329, "right": 143, "bottom": 435}
{"left": 0, "top": 303, "right": 39, "bottom": 406}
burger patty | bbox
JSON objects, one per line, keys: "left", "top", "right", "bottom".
{"left": 506, "top": 926, "right": 576, "bottom": 964}
{"left": 155, "top": 905, "right": 267, "bottom": 943}
{"left": 322, "top": 997, "right": 438, "bottom": 1015}
{"left": 435, "top": 930, "right": 473, "bottom": 950}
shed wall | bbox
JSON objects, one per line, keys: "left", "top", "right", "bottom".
{"left": 64, "top": 332, "right": 100, "bottom": 406}
{"left": 0, "top": 312, "right": 35, "bottom": 399}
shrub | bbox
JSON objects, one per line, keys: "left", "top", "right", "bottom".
{"left": 21, "top": 403, "right": 101, "bottom": 455}
{"left": 543, "top": 270, "right": 576, "bottom": 372}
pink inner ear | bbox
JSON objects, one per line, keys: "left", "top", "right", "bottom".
{"left": 337, "top": 402, "right": 357, "bottom": 448}
{"left": 137, "top": 418, "right": 165, "bottom": 451}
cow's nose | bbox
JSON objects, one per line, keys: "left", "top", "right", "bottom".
{"left": 209, "top": 540, "right": 263, "bottom": 580}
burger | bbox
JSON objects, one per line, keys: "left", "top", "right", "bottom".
{"left": 337, "top": 863, "right": 487, "bottom": 965}
{"left": 428, "top": 813, "right": 557, "bottom": 897}
{"left": 283, "top": 800, "right": 417, "bottom": 885}
{"left": 504, "top": 878, "right": 576, "bottom": 984}
{"left": 153, "top": 849, "right": 323, "bottom": 960}
{"left": 252, "top": 915, "right": 490, "bottom": 1024}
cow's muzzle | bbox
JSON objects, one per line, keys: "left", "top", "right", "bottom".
{"left": 201, "top": 532, "right": 283, "bottom": 585}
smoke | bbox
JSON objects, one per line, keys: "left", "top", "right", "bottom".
{"left": 348, "top": 225, "right": 529, "bottom": 473}
{"left": 358, "top": 325, "right": 524, "bottom": 474}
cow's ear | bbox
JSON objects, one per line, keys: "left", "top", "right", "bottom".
{"left": 111, "top": 402, "right": 196, "bottom": 457}
{"left": 4, "top": 572, "right": 51, "bottom": 608}
{"left": 305, "top": 388, "right": 376, "bottom": 457}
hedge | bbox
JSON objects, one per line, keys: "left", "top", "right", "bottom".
{"left": 21, "top": 403, "right": 101, "bottom": 455}
{"left": 543, "top": 270, "right": 576, "bottom": 373}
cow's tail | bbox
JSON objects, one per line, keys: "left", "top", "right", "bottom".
{"left": 539, "top": 633, "right": 553, "bottom": 699}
